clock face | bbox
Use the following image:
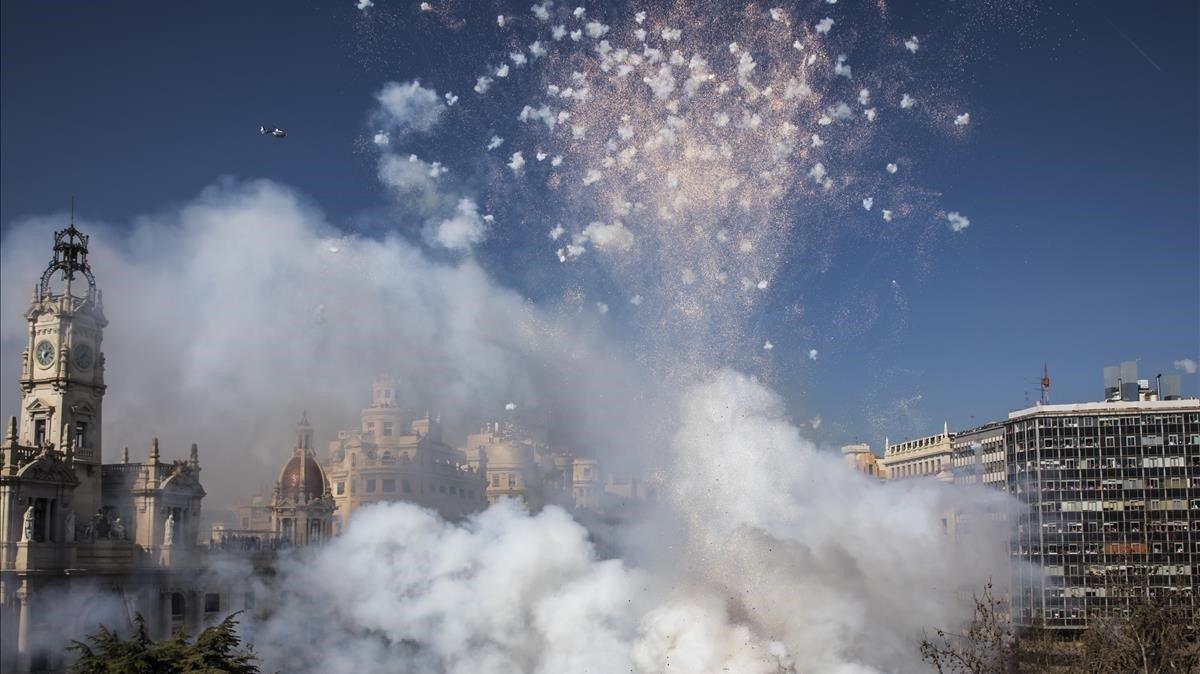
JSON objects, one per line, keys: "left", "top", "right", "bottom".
{"left": 35, "top": 340, "right": 55, "bottom": 368}
{"left": 73, "top": 343, "right": 94, "bottom": 370}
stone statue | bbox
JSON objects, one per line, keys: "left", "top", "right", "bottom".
{"left": 110, "top": 517, "right": 126, "bottom": 541}
{"left": 65, "top": 510, "right": 75, "bottom": 543}
{"left": 20, "top": 506, "right": 35, "bottom": 542}
{"left": 164, "top": 512, "right": 176, "bottom": 546}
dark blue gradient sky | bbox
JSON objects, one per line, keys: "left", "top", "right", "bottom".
{"left": 2, "top": 1, "right": 1196, "bottom": 446}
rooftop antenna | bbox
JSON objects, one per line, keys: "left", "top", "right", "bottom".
{"left": 1040, "top": 364, "right": 1051, "bottom": 405}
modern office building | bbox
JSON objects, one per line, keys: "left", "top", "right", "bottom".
{"left": 1006, "top": 388, "right": 1198, "bottom": 629}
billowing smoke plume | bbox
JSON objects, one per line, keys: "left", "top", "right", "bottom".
{"left": 246, "top": 371, "right": 1012, "bottom": 673}
{"left": 0, "top": 182, "right": 645, "bottom": 505}
{"left": 0, "top": 1, "right": 1025, "bottom": 672}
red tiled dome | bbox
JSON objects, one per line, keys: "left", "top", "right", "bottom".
{"left": 278, "top": 452, "right": 328, "bottom": 503}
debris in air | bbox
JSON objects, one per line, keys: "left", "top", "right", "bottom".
{"left": 260, "top": 126, "right": 286, "bottom": 139}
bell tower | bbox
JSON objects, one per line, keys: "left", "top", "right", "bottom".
{"left": 18, "top": 216, "right": 107, "bottom": 519}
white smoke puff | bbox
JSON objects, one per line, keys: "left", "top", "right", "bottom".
{"left": 947, "top": 211, "right": 970, "bottom": 232}
{"left": 763, "top": 340, "right": 774, "bottom": 350}
{"left": 865, "top": 108, "right": 877, "bottom": 121}
{"left": 327, "top": 245, "right": 340, "bottom": 254}
{"left": 635, "top": 11, "right": 646, "bottom": 23}
{"left": 713, "top": 112, "right": 731, "bottom": 127}
{"left": 886, "top": 162, "right": 898, "bottom": 174}
{"left": 374, "top": 80, "right": 446, "bottom": 135}
{"left": 549, "top": 224, "right": 565, "bottom": 240}
{"left": 552, "top": 24, "right": 567, "bottom": 40}
{"left": 596, "top": 302, "right": 609, "bottom": 315}
{"left": 556, "top": 243, "right": 586, "bottom": 262}
{"left": 815, "top": 17, "right": 833, "bottom": 34}
{"left": 372, "top": 132, "right": 389, "bottom": 147}
{"left": 634, "top": 28, "right": 647, "bottom": 41}
{"left": 900, "top": 93, "right": 915, "bottom": 109}
{"left": 810, "top": 134, "right": 823, "bottom": 147}
{"left": 551, "top": 155, "right": 563, "bottom": 166}
{"left": 582, "top": 221, "right": 635, "bottom": 252}
{"left": 508, "top": 151, "right": 525, "bottom": 172}
{"left": 495, "top": 63, "right": 510, "bottom": 78}
{"left": 529, "top": 41, "right": 547, "bottom": 58}
{"left": 356, "top": 0, "right": 373, "bottom": 10}
{"left": 833, "top": 54, "right": 852, "bottom": 78}
{"left": 570, "top": 29, "right": 582, "bottom": 41}
{"left": 808, "top": 348, "right": 819, "bottom": 360}
{"left": 474, "top": 76, "right": 493, "bottom": 94}
{"left": 536, "top": 151, "right": 548, "bottom": 161}
{"left": 756, "top": 280, "right": 768, "bottom": 290}
{"left": 817, "top": 115, "right": 832, "bottom": 126}
{"left": 810, "top": 415, "right": 822, "bottom": 430}
{"left": 429, "top": 197, "right": 488, "bottom": 250}
{"left": 486, "top": 136, "right": 504, "bottom": 150}
{"left": 793, "top": 39, "right": 803, "bottom": 50}
{"left": 427, "top": 161, "right": 447, "bottom": 178}
{"left": 905, "top": 36, "right": 920, "bottom": 53}
{"left": 643, "top": 66, "right": 676, "bottom": 99}
{"left": 444, "top": 92, "right": 458, "bottom": 106}
{"left": 585, "top": 21, "right": 609, "bottom": 39}
{"left": 630, "top": 294, "right": 643, "bottom": 306}
{"left": 573, "top": 6, "right": 585, "bottom": 18}
{"left": 808, "top": 162, "right": 826, "bottom": 182}
{"left": 510, "top": 51, "right": 528, "bottom": 66}
{"left": 1174, "top": 358, "right": 1198, "bottom": 374}
{"left": 862, "top": 197, "right": 874, "bottom": 211}
{"left": 582, "top": 170, "right": 603, "bottom": 186}
{"left": 531, "top": 1, "right": 551, "bottom": 21}
{"left": 858, "top": 88, "right": 871, "bottom": 105}
{"left": 497, "top": 14, "right": 506, "bottom": 27}
{"left": 504, "top": 401, "right": 517, "bottom": 410}
{"left": 769, "top": 7, "right": 785, "bottom": 21}
{"left": 661, "top": 27, "right": 682, "bottom": 41}
{"left": 882, "top": 209, "right": 894, "bottom": 222}
{"left": 954, "top": 113, "right": 971, "bottom": 126}
{"left": 828, "top": 101, "right": 854, "bottom": 121}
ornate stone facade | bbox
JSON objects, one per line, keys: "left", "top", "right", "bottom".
{"left": 324, "top": 377, "right": 487, "bottom": 528}
{"left": 0, "top": 224, "right": 218, "bottom": 673}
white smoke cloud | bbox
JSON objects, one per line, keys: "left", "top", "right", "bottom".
{"left": 581, "top": 220, "right": 635, "bottom": 252}
{"left": 947, "top": 211, "right": 970, "bottom": 232}
{"left": 1174, "top": 358, "right": 1198, "bottom": 375}
{"left": 240, "top": 371, "right": 1012, "bottom": 673}
{"left": 428, "top": 197, "right": 488, "bottom": 250}
{"left": 954, "top": 113, "right": 971, "bottom": 126}
{"left": 374, "top": 81, "right": 446, "bottom": 135}
{"left": 0, "top": 182, "right": 610, "bottom": 506}
{"left": 815, "top": 17, "right": 833, "bottom": 34}
{"left": 508, "top": 151, "right": 526, "bottom": 172}
{"left": 904, "top": 36, "right": 920, "bottom": 53}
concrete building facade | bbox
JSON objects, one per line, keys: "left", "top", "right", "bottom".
{"left": 1007, "top": 398, "right": 1199, "bottom": 629}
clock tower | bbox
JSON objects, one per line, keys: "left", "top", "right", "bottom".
{"left": 18, "top": 220, "right": 107, "bottom": 519}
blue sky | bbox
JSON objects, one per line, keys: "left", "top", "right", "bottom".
{"left": 2, "top": 0, "right": 1197, "bottom": 450}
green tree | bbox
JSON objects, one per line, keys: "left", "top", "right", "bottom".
{"left": 68, "top": 611, "right": 258, "bottom": 674}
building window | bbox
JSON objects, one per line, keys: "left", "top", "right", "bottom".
{"left": 74, "top": 421, "right": 88, "bottom": 448}
{"left": 507, "top": 473, "right": 516, "bottom": 489}
{"left": 336, "top": 482, "right": 345, "bottom": 496}
{"left": 402, "top": 480, "right": 412, "bottom": 494}
{"left": 34, "top": 419, "right": 47, "bottom": 445}
{"left": 204, "top": 593, "right": 220, "bottom": 614}
{"left": 244, "top": 592, "right": 256, "bottom": 610}
{"left": 171, "top": 593, "right": 186, "bottom": 619}
{"left": 383, "top": 422, "right": 393, "bottom": 437}
{"left": 383, "top": 479, "right": 396, "bottom": 493}
{"left": 366, "top": 479, "right": 376, "bottom": 494}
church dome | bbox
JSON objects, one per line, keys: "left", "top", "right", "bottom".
{"left": 277, "top": 450, "right": 329, "bottom": 503}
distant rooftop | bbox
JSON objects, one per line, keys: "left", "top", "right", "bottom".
{"left": 1008, "top": 397, "right": 1199, "bottom": 420}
